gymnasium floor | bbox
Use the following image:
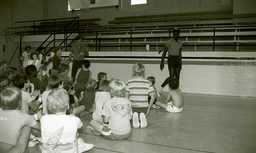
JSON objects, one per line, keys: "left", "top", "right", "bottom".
{"left": 27, "top": 93, "right": 256, "bottom": 153}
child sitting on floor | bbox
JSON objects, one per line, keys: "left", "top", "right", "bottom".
{"left": 87, "top": 80, "right": 133, "bottom": 140}
{"left": 96, "top": 72, "right": 107, "bottom": 90}
{"left": 126, "top": 63, "right": 155, "bottom": 128}
{"left": 40, "top": 88, "right": 93, "bottom": 153}
{"left": 42, "top": 75, "right": 85, "bottom": 116}
{"left": 156, "top": 78, "right": 184, "bottom": 113}
{"left": 25, "top": 65, "right": 46, "bottom": 93}
{"left": 0, "top": 87, "right": 41, "bottom": 153}
{"left": 146, "top": 76, "right": 160, "bottom": 109}
{"left": 92, "top": 80, "right": 111, "bottom": 123}
{"left": 78, "top": 79, "right": 97, "bottom": 115}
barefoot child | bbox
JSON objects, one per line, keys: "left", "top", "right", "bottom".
{"left": 156, "top": 78, "right": 184, "bottom": 113}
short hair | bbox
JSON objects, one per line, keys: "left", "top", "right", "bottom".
{"left": 25, "top": 45, "right": 31, "bottom": 50}
{"left": 48, "top": 75, "right": 64, "bottom": 89}
{"left": 99, "top": 80, "right": 110, "bottom": 91}
{"left": 86, "top": 79, "right": 97, "bottom": 91}
{"left": 132, "top": 62, "right": 145, "bottom": 77}
{"left": 109, "top": 79, "right": 126, "bottom": 97}
{"left": 59, "top": 64, "right": 69, "bottom": 73}
{"left": 25, "top": 65, "right": 37, "bottom": 77}
{"left": 169, "top": 78, "right": 179, "bottom": 89}
{"left": 82, "top": 60, "right": 90, "bottom": 68}
{"left": 97, "top": 72, "right": 107, "bottom": 81}
{"left": 173, "top": 29, "right": 180, "bottom": 35}
{"left": 0, "top": 87, "right": 21, "bottom": 110}
{"left": 47, "top": 88, "right": 69, "bottom": 113}
{"left": 29, "top": 51, "right": 39, "bottom": 60}
{"left": 146, "top": 76, "right": 155, "bottom": 85}
{"left": 0, "top": 75, "right": 8, "bottom": 82}
{"left": 12, "top": 73, "right": 27, "bottom": 89}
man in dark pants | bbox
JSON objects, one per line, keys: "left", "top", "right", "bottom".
{"left": 68, "top": 37, "right": 89, "bottom": 81}
{"left": 160, "top": 29, "right": 182, "bottom": 88}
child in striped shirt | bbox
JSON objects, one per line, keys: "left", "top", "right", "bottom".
{"left": 126, "top": 63, "right": 155, "bottom": 128}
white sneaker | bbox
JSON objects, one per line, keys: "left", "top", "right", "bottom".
{"left": 77, "top": 138, "right": 93, "bottom": 153}
{"left": 140, "top": 113, "right": 147, "bottom": 128}
{"left": 132, "top": 112, "right": 140, "bottom": 128}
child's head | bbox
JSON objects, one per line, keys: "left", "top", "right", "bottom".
{"left": 25, "top": 45, "right": 31, "bottom": 51}
{"left": 0, "top": 75, "right": 9, "bottom": 87}
{"left": 59, "top": 64, "right": 69, "bottom": 73}
{"left": 30, "top": 51, "right": 39, "bottom": 60}
{"left": 25, "top": 65, "right": 37, "bottom": 77}
{"left": 99, "top": 80, "right": 110, "bottom": 92}
{"left": 53, "top": 46, "right": 62, "bottom": 56}
{"left": 146, "top": 76, "right": 155, "bottom": 86}
{"left": 12, "top": 73, "right": 27, "bottom": 89}
{"left": 47, "top": 75, "right": 64, "bottom": 89}
{"left": 109, "top": 79, "right": 126, "bottom": 97}
{"left": 0, "top": 86, "right": 21, "bottom": 110}
{"left": 81, "top": 60, "right": 90, "bottom": 69}
{"left": 47, "top": 88, "right": 69, "bottom": 114}
{"left": 132, "top": 62, "right": 145, "bottom": 77}
{"left": 86, "top": 79, "right": 97, "bottom": 91}
{"left": 168, "top": 78, "right": 179, "bottom": 90}
{"left": 97, "top": 72, "right": 107, "bottom": 81}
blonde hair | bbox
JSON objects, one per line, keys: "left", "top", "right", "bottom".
{"left": 132, "top": 62, "right": 145, "bottom": 77}
{"left": 86, "top": 79, "right": 97, "bottom": 91}
{"left": 109, "top": 79, "right": 126, "bottom": 97}
{"left": 0, "top": 87, "right": 21, "bottom": 110}
{"left": 47, "top": 88, "right": 69, "bottom": 113}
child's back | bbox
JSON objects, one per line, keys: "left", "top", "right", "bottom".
{"left": 79, "top": 79, "right": 97, "bottom": 112}
{"left": 40, "top": 88, "right": 93, "bottom": 152}
{"left": 93, "top": 91, "right": 111, "bottom": 123}
{"left": 168, "top": 88, "right": 183, "bottom": 108}
{"left": 92, "top": 80, "right": 111, "bottom": 123}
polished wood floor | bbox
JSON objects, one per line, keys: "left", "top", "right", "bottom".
{"left": 27, "top": 93, "right": 256, "bottom": 153}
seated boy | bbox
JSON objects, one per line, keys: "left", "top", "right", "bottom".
{"left": 40, "top": 88, "right": 93, "bottom": 153}
{"left": 155, "top": 78, "right": 184, "bottom": 113}
{"left": 96, "top": 72, "right": 107, "bottom": 90}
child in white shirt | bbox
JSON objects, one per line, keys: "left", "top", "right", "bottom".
{"left": 40, "top": 88, "right": 93, "bottom": 153}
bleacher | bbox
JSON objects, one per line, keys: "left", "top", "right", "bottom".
{"left": 74, "top": 11, "right": 253, "bottom": 52}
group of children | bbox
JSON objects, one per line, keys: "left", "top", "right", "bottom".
{"left": 0, "top": 54, "right": 184, "bottom": 152}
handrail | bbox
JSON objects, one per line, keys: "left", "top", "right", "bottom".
{"left": 38, "top": 17, "right": 79, "bottom": 56}
{"left": 76, "top": 23, "right": 255, "bottom": 52}
{"left": 15, "top": 17, "right": 79, "bottom": 23}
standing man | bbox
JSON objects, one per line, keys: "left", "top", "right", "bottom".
{"left": 160, "top": 29, "right": 182, "bottom": 88}
{"left": 68, "top": 37, "right": 89, "bottom": 80}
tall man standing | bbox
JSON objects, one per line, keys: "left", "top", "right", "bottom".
{"left": 160, "top": 29, "right": 182, "bottom": 88}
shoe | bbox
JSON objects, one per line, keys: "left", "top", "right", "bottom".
{"left": 77, "top": 138, "right": 93, "bottom": 153}
{"left": 132, "top": 112, "right": 140, "bottom": 128}
{"left": 140, "top": 113, "right": 147, "bottom": 128}
{"left": 86, "top": 126, "right": 101, "bottom": 136}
